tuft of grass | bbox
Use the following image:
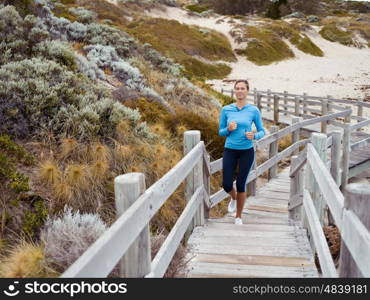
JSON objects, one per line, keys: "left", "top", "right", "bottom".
{"left": 185, "top": 4, "right": 209, "bottom": 13}
{"left": 319, "top": 23, "right": 354, "bottom": 45}
{"left": 38, "top": 160, "right": 62, "bottom": 185}
{"left": 126, "top": 18, "right": 236, "bottom": 79}
{"left": 64, "top": 164, "right": 89, "bottom": 189}
{"left": 0, "top": 240, "right": 58, "bottom": 278}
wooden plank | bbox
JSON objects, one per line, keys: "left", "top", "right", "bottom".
{"left": 205, "top": 221, "right": 298, "bottom": 232}
{"left": 186, "top": 253, "right": 315, "bottom": 267}
{"left": 245, "top": 205, "right": 288, "bottom": 213}
{"left": 146, "top": 185, "right": 204, "bottom": 278}
{"left": 184, "top": 261, "right": 317, "bottom": 278}
{"left": 187, "top": 243, "right": 312, "bottom": 258}
{"left": 303, "top": 189, "right": 338, "bottom": 277}
{"left": 208, "top": 216, "right": 291, "bottom": 226}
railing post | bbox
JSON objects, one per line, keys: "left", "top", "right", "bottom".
{"left": 339, "top": 183, "right": 370, "bottom": 277}
{"left": 203, "top": 151, "right": 211, "bottom": 220}
{"left": 294, "top": 96, "right": 300, "bottom": 116}
{"left": 341, "top": 106, "right": 352, "bottom": 191}
{"left": 231, "top": 89, "right": 234, "bottom": 99}
{"left": 221, "top": 87, "right": 223, "bottom": 94}
{"left": 268, "top": 125, "right": 279, "bottom": 180}
{"left": 357, "top": 98, "right": 363, "bottom": 132}
{"left": 247, "top": 151, "right": 257, "bottom": 196}
{"left": 311, "top": 132, "right": 328, "bottom": 226}
{"left": 289, "top": 155, "right": 303, "bottom": 221}
{"left": 283, "top": 90, "right": 288, "bottom": 116}
{"left": 184, "top": 130, "right": 203, "bottom": 243}
{"left": 302, "top": 92, "right": 308, "bottom": 116}
{"left": 257, "top": 93, "right": 262, "bottom": 111}
{"left": 328, "top": 130, "right": 343, "bottom": 226}
{"left": 273, "top": 95, "right": 279, "bottom": 124}
{"left": 330, "top": 130, "right": 343, "bottom": 186}
{"left": 302, "top": 147, "right": 315, "bottom": 251}
{"left": 292, "top": 117, "right": 301, "bottom": 155}
{"left": 321, "top": 99, "right": 328, "bottom": 133}
{"left": 114, "top": 173, "right": 151, "bottom": 277}
{"left": 267, "top": 89, "right": 272, "bottom": 111}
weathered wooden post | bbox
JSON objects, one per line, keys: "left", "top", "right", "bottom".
{"left": 203, "top": 151, "right": 211, "bottom": 220}
{"left": 257, "top": 93, "right": 262, "bottom": 111}
{"left": 328, "top": 129, "right": 343, "bottom": 225}
{"left": 327, "top": 95, "right": 333, "bottom": 114}
{"left": 289, "top": 155, "right": 303, "bottom": 221}
{"left": 292, "top": 117, "right": 301, "bottom": 155}
{"left": 268, "top": 125, "right": 279, "bottom": 180}
{"left": 267, "top": 89, "right": 272, "bottom": 111}
{"left": 231, "top": 89, "right": 234, "bottom": 99}
{"left": 184, "top": 130, "right": 204, "bottom": 243}
{"left": 330, "top": 130, "right": 343, "bottom": 186}
{"left": 357, "top": 98, "right": 363, "bottom": 132}
{"left": 341, "top": 106, "right": 352, "bottom": 191}
{"left": 302, "top": 92, "right": 308, "bottom": 116}
{"left": 321, "top": 99, "right": 328, "bottom": 133}
{"left": 283, "top": 90, "right": 288, "bottom": 116}
{"left": 294, "top": 96, "right": 300, "bottom": 116}
{"left": 311, "top": 133, "right": 328, "bottom": 226}
{"left": 221, "top": 87, "right": 224, "bottom": 94}
{"left": 273, "top": 95, "right": 279, "bottom": 124}
{"left": 339, "top": 183, "right": 370, "bottom": 277}
{"left": 115, "top": 173, "right": 151, "bottom": 277}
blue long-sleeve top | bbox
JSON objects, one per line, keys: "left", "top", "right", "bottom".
{"left": 218, "top": 103, "right": 266, "bottom": 150}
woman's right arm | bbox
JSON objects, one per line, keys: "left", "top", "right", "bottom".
{"left": 218, "top": 108, "right": 230, "bottom": 136}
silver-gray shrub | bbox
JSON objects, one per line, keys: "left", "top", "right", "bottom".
{"left": 33, "top": 40, "right": 78, "bottom": 70}
{"left": 75, "top": 53, "right": 106, "bottom": 81}
{"left": 40, "top": 206, "right": 108, "bottom": 272}
{"left": 68, "top": 7, "right": 97, "bottom": 24}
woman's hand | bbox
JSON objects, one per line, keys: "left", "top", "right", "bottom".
{"left": 228, "top": 121, "right": 237, "bottom": 131}
{"left": 245, "top": 131, "right": 254, "bottom": 140}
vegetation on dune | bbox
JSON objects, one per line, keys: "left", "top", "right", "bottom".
{"left": 265, "top": 20, "right": 323, "bottom": 56}
{"left": 126, "top": 18, "right": 236, "bottom": 79}
{"left": 235, "top": 25, "right": 295, "bottom": 65}
{"left": 319, "top": 23, "right": 354, "bottom": 45}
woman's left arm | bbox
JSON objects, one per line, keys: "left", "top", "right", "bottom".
{"left": 253, "top": 107, "right": 266, "bottom": 140}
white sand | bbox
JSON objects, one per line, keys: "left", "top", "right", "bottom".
{"left": 144, "top": 6, "right": 370, "bottom": 126}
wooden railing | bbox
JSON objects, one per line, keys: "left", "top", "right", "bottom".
{"left": 221, "top": 88, "right": 370, "bottom": 130}
{"left": 60, "top": 90, "right": 370, "bottom": 278}
{"left": 288, "top": 131, "right": 370, "bottom": 277}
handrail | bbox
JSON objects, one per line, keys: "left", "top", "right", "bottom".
{"left": 61, "top": 141, "right": 208, "bottom": 277}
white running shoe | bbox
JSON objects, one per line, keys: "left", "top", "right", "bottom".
{"left": 227, "top": 199, "right": 236, "bottom": 213}
{"left": 234, "top": 217, "right": 243, "bottom": 225}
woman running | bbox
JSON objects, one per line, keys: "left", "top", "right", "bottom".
{"left": 218, "top": 79, "right": 266, "bottom": 225}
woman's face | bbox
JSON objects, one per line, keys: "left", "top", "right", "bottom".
{"left": 234, "top": 82, "right": 248, "bottom": 100}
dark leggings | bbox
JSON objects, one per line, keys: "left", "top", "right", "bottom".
{"left": 222, "top": 147, "right": 255, "bottom": 193}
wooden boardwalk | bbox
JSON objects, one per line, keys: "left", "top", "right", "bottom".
{"left": 179, "top": 168, "right": 319, "bottom": 278}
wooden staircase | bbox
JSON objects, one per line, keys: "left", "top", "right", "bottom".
{"left": 179, "top": 167, "right": 319, "bottom": 278}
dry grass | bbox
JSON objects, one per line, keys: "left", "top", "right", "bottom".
{"left": 0, "top": 240, "right": 58, "bottom": 278}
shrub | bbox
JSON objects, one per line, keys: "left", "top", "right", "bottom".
{"left": 68, "top": 7, "right": 97, "bottom": 24}
{"left": 319, "top": 23, "right": 354, "bottom": 45}
{"left": 40, "top": 206, "right": 107, "bottom": 272}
